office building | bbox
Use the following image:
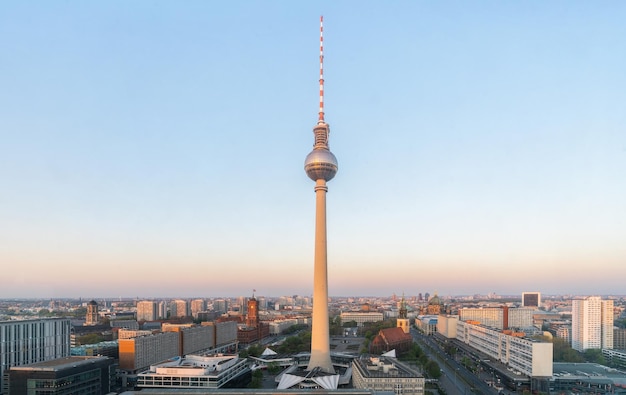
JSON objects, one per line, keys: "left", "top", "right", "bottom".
{"left": 3, "top": 356, "right": 115, "bottom": 395}
{"left": 213, "top": 299, "right": 228, "bottom": 314}
{"left": 458, "top": 307, "right": 504, "bottom": 329}
{"left": 340, "top": 312, "right": 384, "bottom": 326}
{"left": 0, "top": 318, "right": 71, "bottom": 393}
{"left": 572, "top": 296, "right": 613, "bottom": 352}
{"left": 170, "top": 299, "right": 189, "bottom": 318}
{"left": 508, "top": 307, "right": 535, "bottom": 329}
{"left": 191, "top": 299, "right": 206, "bottom": 318}
{"left": 352, "top": 356, "right": 424, "bottom": 395}
{"left": 119, "top": 331, "right": 180, "bottom": 374}
{"left": 437, "top": 315, "right": 553, "bottom": 378}
{"left": 137, "top": 301, "right": 158, "bottom": 322}
{"left": 522, "top": 292, "right": 541, "bottom": 308}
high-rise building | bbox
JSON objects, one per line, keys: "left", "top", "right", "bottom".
{"left": 0, "top": 318, "right": 71, "bottom": 393}
{"left": 190, "top": 299, "right": 206, "bottom": 318}
{"left": 170, "top": 299, "right": 189, "bottom": 318}
{"left": 304, "top": 16, "right": 338, "bottom": 374}
{"left": 213, "top": 299, "right": 228, "bottom": 313}
{"left": 158, "top": 300, "right": 167, "bottom": 319}
{"left": 522, "top": 292, "right": 541, "bottom": 308}
{"left": 85, "top": 300, "right": 99, "bottom": 326}
{"left": 137, "top": 301, "right": 158, "bottom": 322}
{"left": 572, "top": 296, "right": 614, "bottom": 352}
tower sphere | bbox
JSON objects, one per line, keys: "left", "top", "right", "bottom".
{"left": 305, "top": 148, "right": 338, "bottom": 182}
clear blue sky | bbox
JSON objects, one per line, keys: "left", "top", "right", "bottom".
{"left": 1, "top": 1, "right": 624, "bottom": 299}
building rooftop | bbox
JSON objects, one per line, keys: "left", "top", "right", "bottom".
{"left": 352, "top": 356, "right": 422, "bottom": 379}
{"left": 9, "top": 356, "right": 109, "bottom": 371}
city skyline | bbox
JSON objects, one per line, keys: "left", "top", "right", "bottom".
{"left": 1, "top": 2, "right": 625, "bottom": 299}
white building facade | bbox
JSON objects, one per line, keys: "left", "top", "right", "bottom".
{"left": 571, "top": 296, "right": 613, "bottom": 352}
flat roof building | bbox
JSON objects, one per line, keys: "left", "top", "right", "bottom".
{"left": 3, "top": 356, "right": 115, "bottom": 395}
{"left": 352, "top": 356, "right": 424, "bottom": 395}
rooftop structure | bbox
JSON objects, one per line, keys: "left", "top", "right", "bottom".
{"left": 4, "top": 356, "right": 115, "bottom": 395}
{"left": 136, "top": 354, "right": 249, "bottom": 390}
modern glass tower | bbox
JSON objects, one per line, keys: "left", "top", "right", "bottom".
{"left": 304, "top": 16, "right": 338, "bottom": 374}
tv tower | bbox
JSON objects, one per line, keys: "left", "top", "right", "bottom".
{"left": 304, "top": 16, "right": 338, "bottom": 374}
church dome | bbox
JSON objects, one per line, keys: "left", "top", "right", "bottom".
{"left": 428, "top": 295, "right": 441, "bottom": 306}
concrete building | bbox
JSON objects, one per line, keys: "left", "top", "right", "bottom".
{"left": 304, "top": 15, "right": 339, "bottom": 375}
{"left": 136, "top": 353, "right": 249, "bottom": 390}
{"left": 213, "top": 299, "right": 228, "bottom": 314}
{"left": 158, "top": 301, "right": 167, "bottom": 319}
{"left": 352, "top": 356, "right": 424, "bottom": 395}
{"left": 551, "top": 362, "right": 626, "bottom": 394}
{"left": 458, "top": 307, "right": 504, "bottom": 329}
{"left": 0, "top": 318, "right": 71, "bottom": 393}
{"left": 202, "top": 321, "right": 238, "bottom": 352}
{"left": 508, "top": 307, "right": 535, "bottom": 329}
{"left": 572, "top": 296, "right": 614, "bottom": 352}
{"left": 119, "top": 331, "right": 180, "bottom": 374}
{"left": 269, "top": 319, "right": 299, "bottom": 335}
{"left": 3, "top": 356, "right": 115, "bottom": 395}
{"left": 415, "top": 315, "right": 438, "bottom": 335}
{"left": 119, "top": 329, "right": 154, "bottom": 339}
{"left": 602, "top": 349, "right": 626, "bottom": 370}
{"left": 340, "top": 312, "right": 384, "bottom": 326}
{"left": 614, "top": 327, "right": 626, "bottom": 350}
{"left": 137, "top": 301, "right": 158, "bottom": 322}
{"left": 190, "top": 299, "right": 206, "bottom": 319}
{"left": 522, "top": 292, "right": 541, "bottom": 308}
{"left": 170, "top": 299, "right": 189, "bottom": 318}
{"left": 437, "top": 315, "right": 552, "bottom": 378}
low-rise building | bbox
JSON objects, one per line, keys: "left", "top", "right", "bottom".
{"left": 352, "top": 356, "right": 424, "bottom": 395}
{"left": 136, "top": 353, "right": 249, "bottom": 389}
{"left": 340, "top": 312, "right": 384, "bottom": 326}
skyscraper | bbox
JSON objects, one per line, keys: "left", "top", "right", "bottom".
{"left": 572, "top": 296, "right": 614, "bottom": 352}
{"left": 304, "top": 16, "right": 338, "bottom": 374}
{"left": 137, "top": 301, "right": 158, "bottom": 322}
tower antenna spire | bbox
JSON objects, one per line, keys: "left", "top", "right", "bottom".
{"left": 318, "top": 15, "right": 325, "bottom": 123}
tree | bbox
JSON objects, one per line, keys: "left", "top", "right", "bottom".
{"left": 248, "top": 369, "right": 263, "bottom": 388}
{"left": 77, "top": 333, "right": 104, "bottom": 345}
{"left": 583, "top": 349, "right": 606, "bottom": 365}
{"left": 552, "top": 338, "right": 583, "bottom": 363}
{"left": 425, "top": 360, "right": 442, "bottom": 379}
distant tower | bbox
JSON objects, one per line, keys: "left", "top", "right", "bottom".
{"left": 246, "top": 291, "right": 259, "bottom": 327}
{"left": 397, "top": 295, "right": 410, "bottom": 334}
{"left": 305, "top": 16, "right": 338, "bottom": 374}
{"left": 85, "top": 300, "right": 98, "bottom": 326}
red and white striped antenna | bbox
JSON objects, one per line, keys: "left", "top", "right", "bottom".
{"left": 318, "top": 15, "right": 325, "bottom": 123}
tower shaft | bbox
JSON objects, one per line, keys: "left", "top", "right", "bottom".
{"left": 307, "top": 179, "right": 334, "bottom": 373}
